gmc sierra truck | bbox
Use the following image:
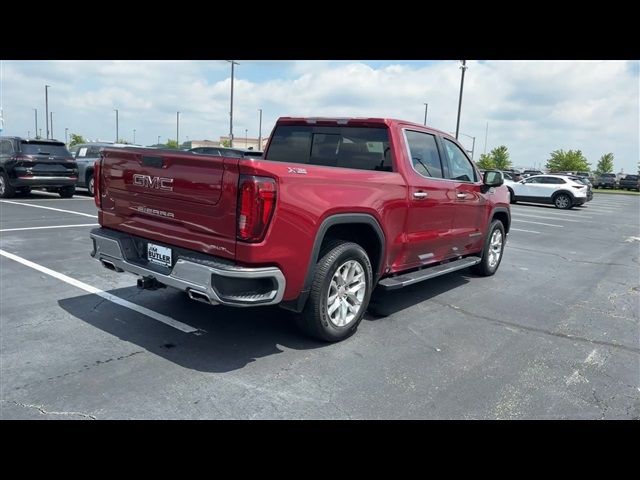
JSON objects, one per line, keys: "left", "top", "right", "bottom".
{"left": 90, "top": 117, "right": 510, "bottom": 341}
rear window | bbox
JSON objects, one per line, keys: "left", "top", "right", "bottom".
{"left": 624, "top": 175, "right": 638, "bottom": 181}
{"left": 266, "top": 125, "right": 393, "bottom": 172}
{"left": 601, "top": 173, "right": 616, "bottom": 178}
{"left": 20, "top": 141, "right": 71, "bottom": 157}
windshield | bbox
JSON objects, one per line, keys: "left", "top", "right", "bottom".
{"left": 21, "top": 142, "right": 71, "bottom": 156}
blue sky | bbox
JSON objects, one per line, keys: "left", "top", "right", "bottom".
{"left": 1, "top": 60, "right": 638, "bottom": 173}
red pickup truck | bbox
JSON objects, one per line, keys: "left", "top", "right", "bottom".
{"left": 90, "top": 117, "right": 510, "bottom": 341}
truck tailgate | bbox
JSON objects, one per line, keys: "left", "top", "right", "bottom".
{"left": 98, "top": 148, "right": 240, "bottom": 260}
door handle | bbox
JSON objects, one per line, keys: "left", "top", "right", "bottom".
{"left": 456, "top": 193, "right": 467, "bottom": 199}
{"left": 413, "top": 191, "right": 428, "bottom": 199}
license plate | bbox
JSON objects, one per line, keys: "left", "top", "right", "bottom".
{"left": 147, "top": 243, "right": 172, "bottom": 268}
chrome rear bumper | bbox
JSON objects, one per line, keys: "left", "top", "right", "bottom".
{"left": 90, "top": 228, "right": 285, "bottom": 307}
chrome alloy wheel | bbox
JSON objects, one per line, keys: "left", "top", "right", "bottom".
{"left": 327, "top": 260, "right": 367, "bottom": 327}
{"left": 488, "top": 229, "right": 503, "bottom": 268}
{"left": 555, "top": 195, "right": 570, "bottom": 209}
{"left": 0, "top": 176, "right": 5, "bottom": 195}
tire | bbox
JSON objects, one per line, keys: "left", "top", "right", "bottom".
{"left": 58, "top": 186, "right": 76, "bottom": 198}
{"left": 297, "top": 240, "right": 373, "bottom": 342}
{"left": 0, "top": 171, "right": 16, "bottom": 198}
{"left": 471, "top": 220, "right": 505, "bottom": 277}
{"left": 508, "top": 188, "right": 516, "bottom": 204}
{"left": 554, "top": 193, "right": 572, "bottom": 209}
{"left": 87, "top": 174, "right": 95, "bottom": 197}
{"left": 18, "top": 187, "right": 32, "bottom": 195}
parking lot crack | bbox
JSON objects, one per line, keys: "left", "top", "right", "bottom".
{"left": 431, "top": 300, "right": 640, "bottom": 355}
{"left": 11, "top": 401, "right": 96, "bottom": 420}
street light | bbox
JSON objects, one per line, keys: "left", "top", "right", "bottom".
{"left": 50, "top": 112, "right": 54, "bottom": 139}
{"left": 114, "top": 109, "right": 119, "bottom": 142}
{"left": 133, "top": 129, "right": 136, "bottom": 144}
{"left": 65, "top": 127, "right": 68, "bottom": 145}
{"left": 245, "top": 129, "right": 248, "bottom": 148}
{"left": 455, "top": 60, "right": 467, "bottom": 140}
{"left": 227, "top": 60, "right": 239, "bottom": 147}
{"left": 45, "top": 85, "right": 50, "bottom": 139}
{"left": 176, "top": 111, "right": 180, "bottom": 148}
{"left": 34, "top": 108, "right": 38, "bottom": 138}
{"left": 423, "top": 102, "right": 429, "bottom": 126}
{"left": 258, "top": 108, "right": 263, "bottom": 151}
{"left": 459, "top": 132, "right": 476, "bottom": 160}
{"left": 157, "top": 135, "right": 161, "bottom": 146}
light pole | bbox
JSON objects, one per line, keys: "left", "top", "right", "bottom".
{"left": 459, "top": 132, "right": 476, "bottom": 160}
{"left": 114, "top": 109, "right": 119, "bottom": 142}
{"left": 45, "top": 85, "right": 50, "bottom": 139}
{"left": 157, "top": 135, "right": 161, "bottom": 146}
{"left": 133, "top": 129, "right": 136, "bottom": 144}
{"left": 28, "top": 131, "right": 30, "bottom": 138}
{"left": 227, "top": 60, "right": 239, "bottom": 147}
{"left": 483, "top": 121, "right": 489, "bottom": 155}
{"left": 65, "top": 127, "right": 68, "bottom": 145}
{"left": 423, "top": 102, "right": 429, "bottom": 126}
{"left": 258, "top": 108, "right": 262, "bottom": 151}
{"left": 34, "top": 108, "right": 38, "bottom": 138}
{"left": 245, "top": 129, "right": 248, "bottom": 148}
{"left": 39, "top": 128, "right": 42, "bottom": 138}
{"left": 50, "top": 112, "right": 54, "bottom": 139}
{"left": 176, "top": 111, "right": 180, "bottom": 148}
{"left": 455, "top": 60, "right": 467, "bottom": 140}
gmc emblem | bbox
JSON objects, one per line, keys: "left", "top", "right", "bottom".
{"left": 133, "top": 174, "right": 174, "bottom": 192}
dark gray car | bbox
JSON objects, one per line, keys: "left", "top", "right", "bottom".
{"left": 70, "top": 142, "right": 140, "bottom": 195}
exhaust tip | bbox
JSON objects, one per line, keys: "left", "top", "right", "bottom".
{"left": 187, "top": 289, "right": 212, "bottom": 304}
{"left": 101, "top": 259, "right": 123, "bottom": 272}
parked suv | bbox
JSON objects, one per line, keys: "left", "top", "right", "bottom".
{"left": 594, "top": 173, "right": 617, "bottom": 189}
{"left": 507, "top": 174, "right": 590, "bottom": 209}
{"left": 0, "top": 137, "right": 78, "bottom": 198}
{"left": 619, "top": 174, "right": 640, "bottom": 191}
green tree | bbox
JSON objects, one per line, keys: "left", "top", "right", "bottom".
{"left": 69, "top": 133, "right": 86, "bottom": 147}
{"left": 476, "top": 153, "right": 495, "bottom": 170}
{"left": 545, "top": 149, "right": 590, "bottom": 172}
{"left": 594, "top": 153, "right": 614, "bottom": 176}
{"left": 165, "top": 139, "right": 178, "bottom": 149}
{"left": 220, "top": 139, "right": 231, "bottom": 147}
{"left": 490, "top": 145, "right": 512, "bottom": 170}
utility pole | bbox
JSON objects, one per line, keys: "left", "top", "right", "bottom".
{"left": 65, "top": 127, "right": 68, "bottom": 145}
{"left": 483, "top": 121, "right": 489, "bottom": 155}
{"left": 245, "top": 128, "right": 248, "bottom": 148}
{"left": 28, "top": 131, "right": 30, "bottom": 138}
{"left": 258, "top": 108, "right": 263, "bottom": 151}
{"left": 455, "top": 60, "right": 467, "bottom": 140}
{"left": 157, "top": 135, "right": 161, "bottom": 146}
{"left": 423, "top": 103, "right": 429, "bottom": 126}
{"left": 45, "top": 85, "right": 50, "bottom": 139}
{"left": 114, "top": 109, "right": 119, "bottom": 142}
{"left": 227, "top": 60, "right": 239, "bottom": 147}
{"left": 50, "top": 112, "right": 54, "bottom": 139}
{"left": 34, "top": 108, "right": 38, "bottom": 138}
{"left": 176, "top": 111, "right": 180, "bottom": 148}
{"left": 133, "top": 129, "right": 136, "bottom": 144}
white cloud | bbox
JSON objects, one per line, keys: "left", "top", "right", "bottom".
{"left": 1, "top": 60, "right": 638, "bottom": 172}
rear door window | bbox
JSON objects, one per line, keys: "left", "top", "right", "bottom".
{"left": 404, "top": 130, "right": 443, "bottom": 178}
{"left": 266, "top": 125, "right": 393, "bottom": 172}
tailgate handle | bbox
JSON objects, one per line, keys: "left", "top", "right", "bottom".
{"left": 142, "top": 156, "right": 164, "bottom": 168}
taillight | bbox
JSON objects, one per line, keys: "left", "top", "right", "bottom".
{"left": 572, "top": 185, "right": 585, "bottom": 189}
{"left": 237, "top": 175, "right": 277, "bottom": 242}
{"left": 94, "top": 159, "right": 102, "bottom": 208}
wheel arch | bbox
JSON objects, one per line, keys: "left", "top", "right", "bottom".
{"left": 490, "top": 207, "right": 511, "bottom": 234}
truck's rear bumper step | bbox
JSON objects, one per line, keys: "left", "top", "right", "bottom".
{"left": 378, "top": 256, "right": 481, "bottom": 290}
{"left": 90, "top": 228, "right": 286, "bottom": 307}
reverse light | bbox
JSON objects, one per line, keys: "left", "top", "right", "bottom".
{"left": 237, "top": 175, "right": 277, "bottom": 242}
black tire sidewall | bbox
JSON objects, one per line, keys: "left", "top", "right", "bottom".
{"left": 88, "top": 176, "right": 95, "bottom": 196}
{"left": 0, "top": 171, "right": 16, "bottom": 198}
{"left": 481, "top": 221, "right": 505, "bottom": 275}
{"left": 314, "top": 244, "right": 373, "bottom": 341}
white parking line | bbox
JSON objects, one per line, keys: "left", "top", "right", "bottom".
{"left": 512, "top": 219, "right": 564, "bottom": 227}
{"left": 510, "top": 207, "right": 594, "bottom": 218}
{"left": 0, "top": 200, "right": 97, "bottom": 218}
{"left": 0, "top": 249, "right": 199, "bottom": 334}
{"left": 0, "top": 223, "right": 99, "bottom": 233}
{"left": 513, "top": 213, "right": 593, "bottom": 223}
{"left": 510, "top": 228, "right": 541, "bottom": 234}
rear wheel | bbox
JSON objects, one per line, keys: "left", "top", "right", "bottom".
{"left": 58, "top": 186, "right": 75, "bottom": 198}
{"left": 297, "top": 240, "right": 373, "bottom": 342}
{"left": 87, "top": 174, "right": 95, "bottom": 196}
{"left": 471, "top": 220, "right": 505, "bottom": 276}
{"left": 0, "top": 172, "right": 16, "bottom": 198}
{"left": 554, "top": 193, "right": 572, "bottom": 209}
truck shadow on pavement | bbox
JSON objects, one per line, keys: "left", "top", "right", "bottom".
{"left": 58, "top": 272, "right": 471, "bottom": 373}
{"left": 58, "top": 286, "right": 323, "bottom": 373}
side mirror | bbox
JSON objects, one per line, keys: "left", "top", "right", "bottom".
{"left": 483, "top": 170, "right": 504, "bottom": 187}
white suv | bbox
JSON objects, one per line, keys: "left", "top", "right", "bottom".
{"left": 506, "top": 174, "right": 590, "bottom": 209}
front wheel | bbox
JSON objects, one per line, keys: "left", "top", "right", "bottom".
{"left": 554, "top": 193, "right": 572, "bottom": 209}
{"left": 87, "top": 175, "right": 95, "bottom": 196}
{"left": 297, "top": 240, "right": 373, "bottom": 342}
{"left": 471, "top": 220, "right": 505, "bottom": 277}
{"left": 58, "top": 186, "right": 76, "bottom": 198}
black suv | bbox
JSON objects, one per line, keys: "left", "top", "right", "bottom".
{"left": 619, "top": 174, "right": 640, "bottom": 191}
{"left": 0, "top": 137, "right": 78, "bottom": 198}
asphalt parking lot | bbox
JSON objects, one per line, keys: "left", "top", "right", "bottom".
{"left": 1, "top": 190, "right": 639, "bottom": 419}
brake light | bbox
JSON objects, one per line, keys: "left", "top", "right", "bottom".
{"left": 94, "top": 159, "right": 102, "bottom": 208}
{"left": 237, "top": 175, "right": 277, "bottom": 242}
{"left": 572, "top": 185, "right": 585, "bottom": 189}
